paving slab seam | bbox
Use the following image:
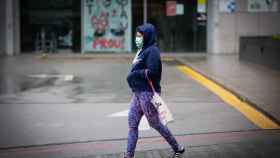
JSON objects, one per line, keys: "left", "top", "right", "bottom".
{"left": 1, "top": 129, "right": 279, "bottom": 151}
{"left": 1, "top": 130, "right": 280, "bottom": 158}
{"left": 34, "top": 132, "right": 280, "bottom": 158}
{"left": 0, "top": 100, "right": 226, "bottom": 105}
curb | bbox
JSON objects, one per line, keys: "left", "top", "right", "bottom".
{"left": 174, "top": 58, "right": 280, "bottom": 127}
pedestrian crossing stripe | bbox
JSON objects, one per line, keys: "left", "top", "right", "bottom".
{"left": 28, "top": 74, "right": 74, "bottom": 81}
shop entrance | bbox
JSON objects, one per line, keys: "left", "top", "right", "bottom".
{"left": 146, "top": 0, "right": 206, "bottom": 52}
{"left": 20, "top": 0, "right": 81, "bottom": 53}
{"left": 20, "top": 0, "right": 206, "bottom": 53}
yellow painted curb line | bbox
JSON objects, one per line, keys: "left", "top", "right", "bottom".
{"left": 177, "top": 65, "right": 280, "bottom": 129}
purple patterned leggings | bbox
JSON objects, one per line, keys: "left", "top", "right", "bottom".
{"left": 125, "top": 92, "right": 179, "bottom": 157}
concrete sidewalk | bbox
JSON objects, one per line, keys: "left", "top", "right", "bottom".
{"left": 174, "top": 54, "right": 280, "bottom": 124}
{"left": 94, "top": 130, "right": 280, "bottom": 158}
{"left": 1, "top": 130, "right": 280, "bottom": 158}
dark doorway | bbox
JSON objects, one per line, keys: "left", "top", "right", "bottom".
{"left": 20, "top": 0, "right": 81, "bottom": 53}
{"left": 147, "top": 0, "right": 206, "bottom": 52}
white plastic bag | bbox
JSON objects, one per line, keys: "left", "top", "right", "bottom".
{"left": 151, "top": 93, "right": 174, "bottom": 125}
{"left": 145, "top": 69, "right": 174, "bottom": 126}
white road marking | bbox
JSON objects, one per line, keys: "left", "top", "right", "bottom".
{"left": 28, "top": 74, "right": 75, "bottom": 81}
{"left": 64, "top": 75, "right": 74, "bottom": 81}
{"left": 108, "top": 110, "right": 128, "bottom": 117}
{"left": 108, "top": 109, "right": 151, "bottom": 131}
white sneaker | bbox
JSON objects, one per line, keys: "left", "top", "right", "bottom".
{"left": 172, "top": 146, "right": 185, "bottom": 158}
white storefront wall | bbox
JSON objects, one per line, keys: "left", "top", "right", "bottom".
{"left": 207, "top": 0, "right": 280, "bottom": 54}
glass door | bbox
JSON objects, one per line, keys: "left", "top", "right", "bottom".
{"left": 146, "top": 0, "right": 206, "bottom": 52}
{"left": 20, "top": 0, "right": 81, "bottom": 53}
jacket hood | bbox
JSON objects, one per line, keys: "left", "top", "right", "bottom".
{"left": 137, "top": 23, "right": 156, "bottom": 49}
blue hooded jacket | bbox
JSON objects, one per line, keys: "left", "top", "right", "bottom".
{"left": 127, "top": 23, "right": 162, "bottom": 93}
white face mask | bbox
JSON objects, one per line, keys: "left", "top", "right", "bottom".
{"left": 135, "top": 36, "right": 143, "bottom": 49}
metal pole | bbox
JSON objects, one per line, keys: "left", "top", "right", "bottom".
{"left": 81, "top": 0, "right": 85, "bottom": 53}
{"left": 15, "top": 0, "right": 21, "bottom": 55}
{"left": 144, "top": 0, "right": 147, "bottom": 24}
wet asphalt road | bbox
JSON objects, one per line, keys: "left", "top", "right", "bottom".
{"left": 0, "top": 55, "right": 257, "bottom": 150}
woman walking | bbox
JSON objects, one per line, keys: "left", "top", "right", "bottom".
{"left": 125, "top": 23, "right": 185, "bottom": 158}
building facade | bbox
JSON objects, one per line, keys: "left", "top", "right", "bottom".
{"left": 0, "top": 0, "right": 279, "bottom": 55}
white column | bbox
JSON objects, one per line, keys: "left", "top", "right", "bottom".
{"left": 5, "top": 0, "right": 20, "bottom": 56}
{"left": 5, "top": 0, "right": 14, "bottom": 55}
{"left": 207, "top": 0, "right": 220, "bottom": 54}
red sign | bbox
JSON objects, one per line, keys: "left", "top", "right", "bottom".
{"left": 92, "top": 38, "right": 124, "bottom": 49}
{"left": 166, "top": 1, "right": 177, "bottom": 16}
